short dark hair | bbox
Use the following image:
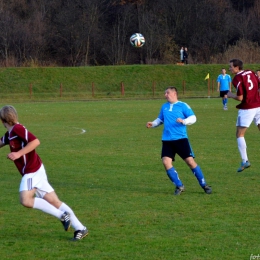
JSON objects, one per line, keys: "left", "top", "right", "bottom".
{"left": 166, "top": 86, "right": 178, "bottom": 94}
{"left": 230, "top": 59, "right": 243, "bottom": 70}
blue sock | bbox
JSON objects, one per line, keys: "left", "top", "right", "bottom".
{"left": 225, "top": 98, "right": 228, "bottom": 106}
{"left": 166, "top": 167, "right": 183, "bottom": 187}
{"left": 191, "top": 165, "right": 206, "bottom": 187}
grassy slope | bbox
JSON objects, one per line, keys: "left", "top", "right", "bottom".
{"left": 0, "top": 64, "right": 259, "bottom": 101}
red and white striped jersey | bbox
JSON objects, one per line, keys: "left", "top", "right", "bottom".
{"left": 232, "top": 70, "right": 260, "bottom": 109}
{"left": 1, "top": 123, "right": 42, "bottom": 175}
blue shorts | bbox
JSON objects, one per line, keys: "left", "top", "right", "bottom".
{"left": 161, "top": 138, "right": 195, "bottom": 161}
{"left": 220, "top": 90, "right": 229, "bottom": 97}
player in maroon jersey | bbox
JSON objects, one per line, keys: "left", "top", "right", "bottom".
{"left": 227, "top": 59, "right": 260, "bottom": 172}
{"left": 0, "top": 105, "right": 88, "bottom": 241}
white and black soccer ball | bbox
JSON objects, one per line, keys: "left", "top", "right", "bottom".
{"left": 130, "top": 33, "right": 145, "bottom": 48}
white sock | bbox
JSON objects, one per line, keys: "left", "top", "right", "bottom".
{"left": 237, "top": 137, "right": 248, "bottom": 163}
{"left": 59, "top": 202, "right": 85, "bottom": 231}
{"left": 33, "top": 197, "right": 64, "bottom": 219}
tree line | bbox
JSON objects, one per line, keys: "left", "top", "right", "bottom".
{"left": 1, "top": 0, "right": 260, "bottom": 67}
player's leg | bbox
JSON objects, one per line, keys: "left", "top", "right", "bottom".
{"left": 20, "top": 188, "right": 38, "bottom": 208}
{"left": 20, "top": 189, "right": 66, "bottom": 220}
{"left": 254, "top": 107, "right": 260, "bottom": 131}
{"left": 184, "top": 157, "right": 212, "bottom": 194}
{"left": 236, "top": 126, "right": 251, "bottom": 172}
{"left": 223, "top": 93, "right": 228, "bottom": 109}
{"left": 236, "top": 109, "right": 254, "bottom": 172}
{"left": 20, "top": 165, "right": 71, "bottom": 231}
{"left": 161, "top": 141, "right": 184, "bottom": 194}
{"left": 162, "top": 156, "right": 183, "bottom": 189}
{"left": 179, "top": 139, "right": 211, "bottom": 194}
{"left": 43, "top": 191, "right": 87, "bottom": 238}
{"left": 184, "top": 157, "right": 205, "bottom": 186}
{"left": 220, "top": 92, "right": 226, "bottom": 109}
{"left": 58, "top": 202, "right": 88, "bottom": 240}
{"left": 236, "top": 126, "right": 248, "bottom": 159}
{"left": 43, "top": 191, "right": 86, "bottom": 232}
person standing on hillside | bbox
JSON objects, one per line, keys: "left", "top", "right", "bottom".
{"left": 217, "top": 68, "right": 232, "bottom": 110}
{"left": 227, "top": 59, "right": 260, "bottom": 172}
{"left": 0, "top": 105, "right": 88, "bottom": 241}
{"left": 183, "top": 47, "right": 189, "bottom": 64}
{"left": 180, "top": 47, "right": 184, "bottom": 63}
{"left": 146, "top": 87, "right": 212, "bottom": 195}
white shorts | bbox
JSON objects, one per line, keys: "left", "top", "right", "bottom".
{"left": 236, "top": 108, "right": 260, "bottom": 127}
{"left": 19, "top": 164, "right": 54, "bottom": 198}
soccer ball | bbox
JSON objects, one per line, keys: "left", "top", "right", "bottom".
{"left": 130, "top": 33, "right": 145, "bottom": 47}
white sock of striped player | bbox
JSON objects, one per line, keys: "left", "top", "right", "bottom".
{"left": 59, "top": 203, "right": 85, "bottom": 231}
{"left": 33, "top": 197, "right": 63, "bottom": 219}
{"left": 237, "top": 137, "right": 248, "bottom": 163}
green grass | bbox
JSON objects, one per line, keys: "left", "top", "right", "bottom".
{"left": 0, "top": 64, "right": 260, "bottom": 101}
{"left": 0, "top": 99, "right": 259, "bottom": 260}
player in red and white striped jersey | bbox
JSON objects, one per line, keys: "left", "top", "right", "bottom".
{"left": 0, "top": 105, "right": 88, "bottom": 241}
{"left": 227, "top": 59, "right": 260, "bottom": 172}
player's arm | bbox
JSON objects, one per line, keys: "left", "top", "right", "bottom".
{"left": 7, "top": 138, "right": 40, "bottom": 161}
{"left": 176, "top": 115, "right": 196, "bottom": 125}
{"left": 146, "top": 118, "right": 163, "bottom": 128}
{"left": 227, "top": 91, "right": 243, "bottom": 101}
{"left": 0, "top": 139, "right": 5, "bottom": 148}
{"left": 217, "top": 82, "right": 220, "bottom": 91}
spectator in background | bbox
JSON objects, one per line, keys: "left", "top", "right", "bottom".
{"left": 180, "top": 47, "right": 184, "bottom": 63}
{"left": 217, "top": 68, "right": 232, "bottom": 110}
{"left": 183, "top": 47, "right": 189, "bottom": 64}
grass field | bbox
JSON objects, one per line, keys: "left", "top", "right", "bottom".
{"left": 0, "top": 98, "right": 259, "bottom": 260}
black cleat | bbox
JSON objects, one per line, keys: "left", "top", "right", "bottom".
{"left": 203, "top": 185, "right": 212, "bottom": 194}
{"left": 71, "top": 228, "right": 89, "bottom": 241}
{"left": 174, "top": 186, "right": 185, "bottom": 195}
{"left": 60, "top": 212, "right": 71, "bottom": 231}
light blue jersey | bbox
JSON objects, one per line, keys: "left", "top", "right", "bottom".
{"left": 158, "top": 101, "right": 195, "bottom": 141}
{"left": 217, "top": 74, "right": 231, "bottom": 91}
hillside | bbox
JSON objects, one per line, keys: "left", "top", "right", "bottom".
{"left": 0, "top": 64, "right": 259, "bottom": 101}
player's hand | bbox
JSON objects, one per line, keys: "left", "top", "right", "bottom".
{"left": 7, "top": 152, "right": 21, "bottom": 161}
{"left": 146, "top": 122, "right": 153, "bottom": 128}
{"left": 227, "top": 91, "right": 236, "bottom": 98}
{"left": 176, "top": 118, "right": 184, "bottom": 124}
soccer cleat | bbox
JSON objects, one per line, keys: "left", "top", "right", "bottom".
{"left": 223, "top": 105, "right": 228, "bottom": 110}
{"left": 71, "top": 228, "right": 89, "bottom": 241}
{"left": 174, "top": 185, "right": 185, "bottom": 195}
{"left": 60, "top": 212, "right": 71, "bottom": 231}
{"left": 237, "top": 161, "right": 251, "bottom": 172}
{"left": 202, "top": 185, "right": 212, "bottom": 194}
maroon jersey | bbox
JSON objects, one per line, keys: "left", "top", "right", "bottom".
{"left": 1, "top": 123, "right": 42, "bottom": 175}
{"left": 232, "top": 70, "right": 260, "bottom": 109}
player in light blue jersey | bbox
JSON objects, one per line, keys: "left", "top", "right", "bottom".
{"left": 217, "top": 68, "right": 232, "bottom": 110}
{"left": 146, "top": 87, "right": 212, "bottom": 195}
